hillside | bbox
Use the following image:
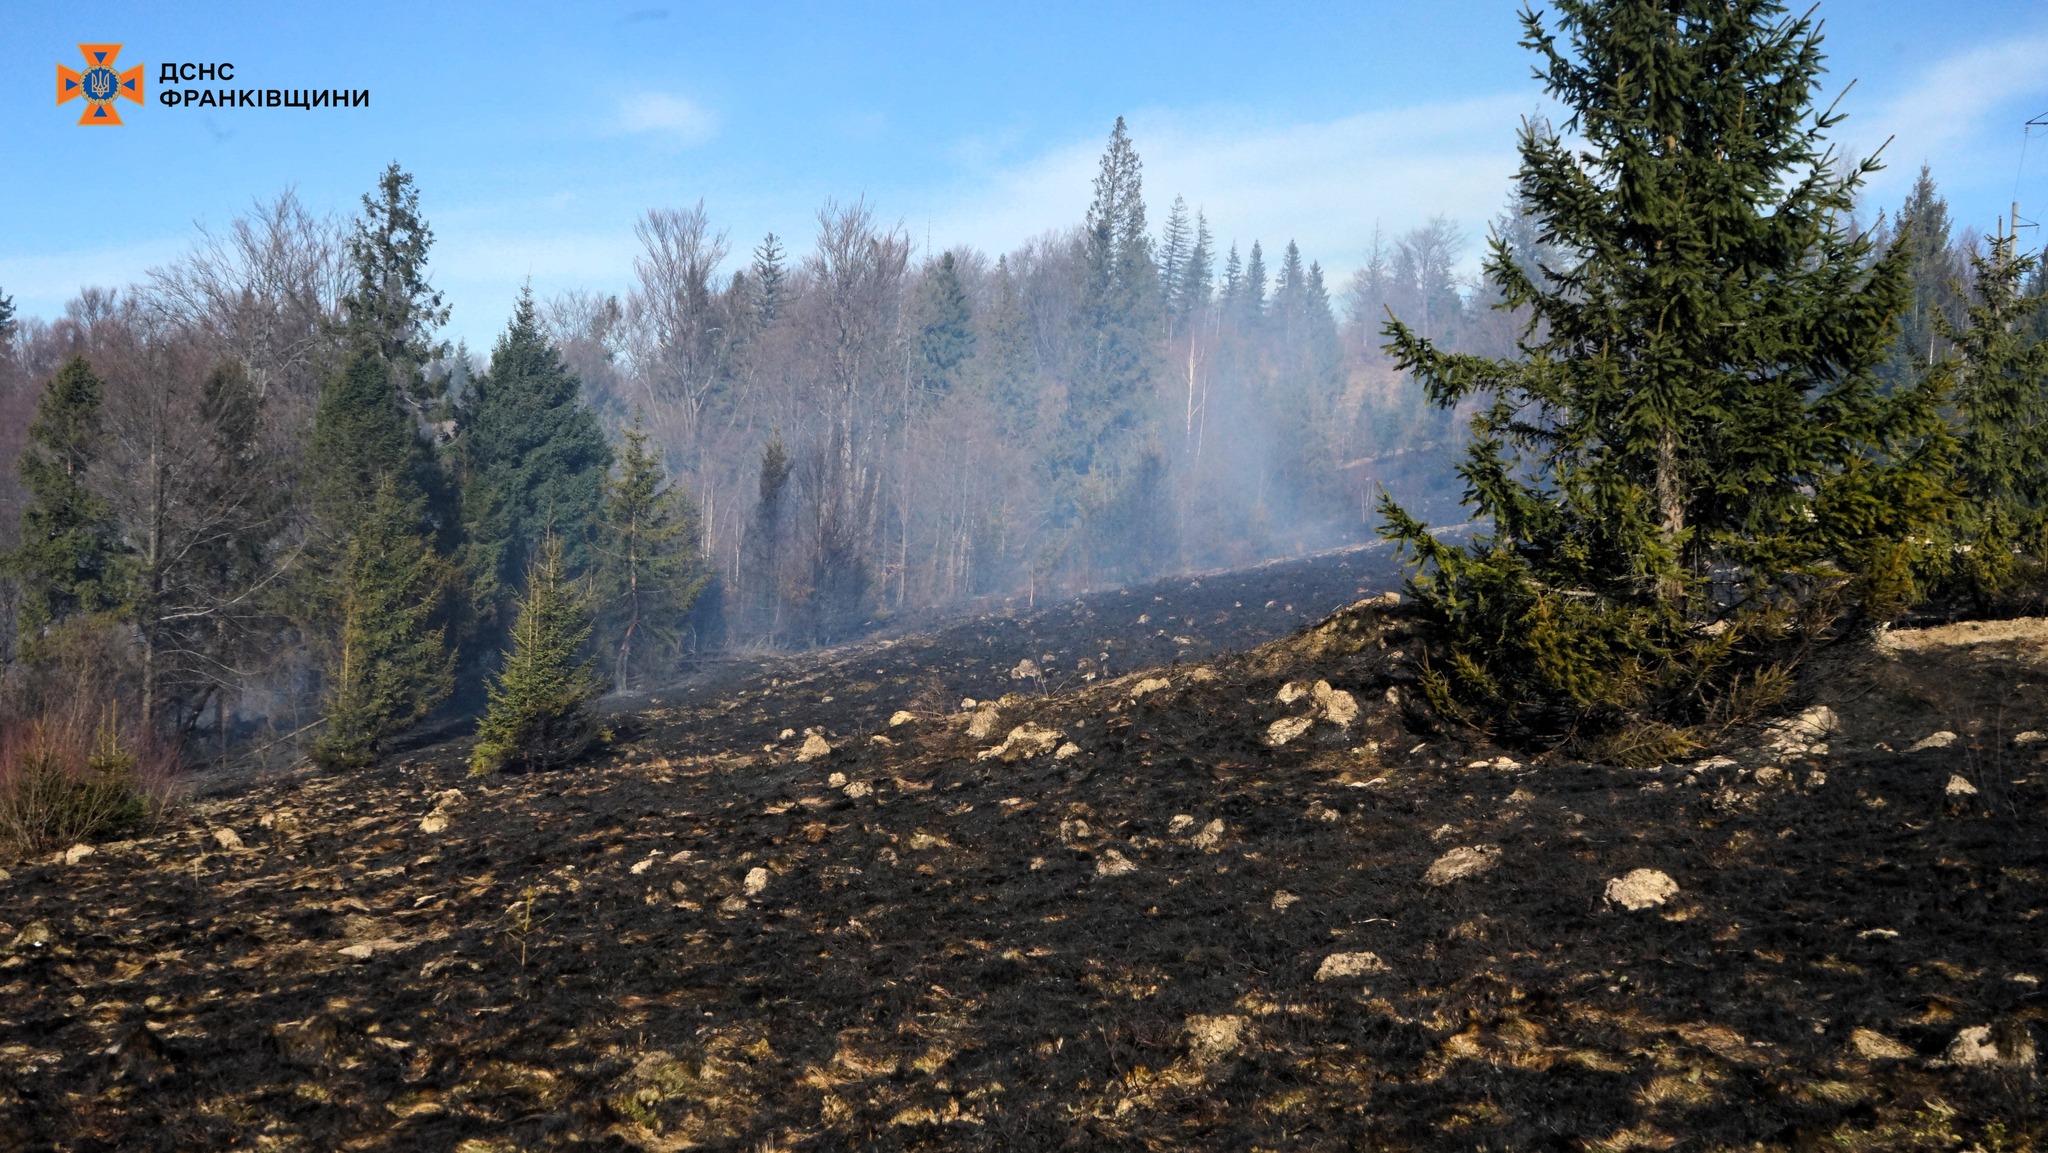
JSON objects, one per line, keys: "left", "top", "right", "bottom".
{"left": 2, "top": 549, "right": 2045, "bottom": 1151}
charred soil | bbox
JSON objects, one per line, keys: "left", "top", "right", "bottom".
{"left": 3, "top": 546, "right": 2046, "bottom": 1151}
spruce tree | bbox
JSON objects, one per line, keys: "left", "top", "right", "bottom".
{"left": 1064, "top": 117, "right": 1160, "bottom": 478}
{"left": 915, "top": 252, "right": 975, "bottom": 396}
{"left": 975, "top": 256, "right": 1037, "bottom": 440}
{"left": 1158, "top": 195, "right": 1192, "bottom": 328}
{"left": 8, "top": 357, "right": 124, "bottom": 649}
{"left": 1242, "top": 240, "right": 1267, "bottom": 321}
{"left": 342, "top": 163, "right": 451, "bottom": 419}
{"left": 1882, "top": 167, "right": 1967, "bottom": 390}
{"left": 750, "top": 233, "right": 786, "bottom": 323}
{"left": 1942, "top": 234, "right": 2048, "bottom": 584}
{"left": 594, "top": 413, "right": 710, "bottom": 691}
{"left": 1378, "top": 0, "right": 1955, "bottom": 753}
{"left": 312, "top": 477, "right": 455, "bottom": 769}
{"left": 0, "top": 287, "right": 14, "bottom": 350}
{"left": 457, "top": 289, "right": 613, "bottom": 640}
{"left": 470, "top": 536, "right": 601, "bottom": 774}
{"left": 1180, "top": 213, "right": 1214, "bottom": 316}
{"left": 309, "top": 341, "right": 424, "bottom": 536}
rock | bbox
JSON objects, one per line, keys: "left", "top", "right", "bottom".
{"left": 908, "top": 831, "right": 951, "bottom": 850}
{"left": 843, "top": 780, "right": 872, "bottom": 799}
{"left": 1422, "top": 845, "right": 1500, "bottom": 887}
{"left": 1752, "top": 765, "right": 1787, "bottom": 786}
{"left": 337, "top": 938, "right": 406, "bottom": 961}
{"left": 978, "top": 723, "right": 1064, "bottom": 762}
{"left": 1850, "top": 1028, "right": 1915, "bottom": 1060}
{"left": 212, "top": 827, "right": 244, "bottom": 851}
{"left": 1312, "top": 681, "right": 1359, "bottom": 727}
{"left": 10, "top": 921, "right": 53, "bottom": 951}
{"left": 1054, "top": 742, "right": 1081, "bottom": 760}
{"left": 1271, "top": 890, "right": 1299, "bottom": 911}
{"left": 828, "top": 772, "right": 848, "bottom": 787}
{"left": 1604, "top": 868, "right": 1679, "bottom": 911}
{"left": 1187, "top": 667, "right": 1219, "bottom": 683}
{"left": 1184, "top": 1015, "right": 1246, "bottom": 1062}
{"left": 1094, "top": 849, "right": 1137, "bottom": 878}
{"left": 1130, "top": 677, "right": 1171, "bottom": 700}
{"left": 965, "top": 708, "right": 1003, "bottom": 741}
{"left": 1011, "top": 658, "right": 1041, "bottom": 680}
{"left": 795, "top": 732, "right": 833, "bottom": 762}
{"left": 743, "top": 867, "right": 770, "bottom": 896}
{"left": 418, "top": 789, "right": 465, "bottom": 835}
{"left": 869, "top": 734, "right": 893, "bottom": 746}
{"left": 0, "top": 867, "right": 9, "bottom": 883}
{"left": 1944, "top": 1024, "right": 2036, "bottom": 1070}
{"left": 1466, "top": 756, "right": 1521, "bottom": 771}
{"left": 1265, "top": 715, "right": 1316, "bottom": 747}
{"left": 1945, "top": 775, "right": 1979, "bottom": 800}
{"left": 778, "top": 728, "right": 796, "bottom": 741}
{"left": 1764, "top": 706, "right": 1837, "bottom": 755}
{"left": 888, "top": 710, "right": 917, "bottom": 728}
{"left": 630, "top": 857, "right": 654, "bottom": 875}
{"left": 1315, "top": 951, "right": 1389, "bottom": 980}
{"left": 418, "top": 813, "right": 450, "bottom": 834}
{"left": 1276, "top": 681, "right": 1310, "bottom": 705}
{"left": 1910, "top": 730, "right": 1958, "bottom": 752}
{"left": 959, "top": 699, "right": 976, "bottom": 711}
{"left": 61, "top": 843, "right": 94, "bottom": 865}
{"left": 1190, "top": 819, "right": 1225, "bottom": 851}
{"left": 2015, "top": 730, "right": 2044, "bottom": 746}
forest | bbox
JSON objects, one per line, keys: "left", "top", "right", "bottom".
{"left": 0, "top": 34, "right": 2044, "bottom": 852}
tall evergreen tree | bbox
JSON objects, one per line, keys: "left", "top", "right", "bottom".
{"left": 1378, "top": 0, "right": 1955, "bottom": 751}
{"left": 1158, "top": 195, "right": 1192, "bottom": 327}
{"left": 975, "top": 256, "right": 1036, "bottom": 439}
{"left": 751, "top": 233, "right": 787, "bottom": 324}
{"left": 471, "top": 535, "right": 601, "bottom": 774}
{"left": 309, "top": 341, "right": 424, "bottom": 536}
{"left": 743, "top": 436, "right": 792, "bottom": 640}
{"left": 1064, "top": 117, "right": 1160, "bottom": 478}
{"left": 311, "top": 477, "right": 455, "bottom": 769}
{"left": 1242, "top": 240, "right": 1268, "bottom": 321}
{"left": 342, "top": 163, "right": 451, "bottom": 419}
{"left": 594, "top": 413, "right": 710, "bottom": 691}
{"left": 915, "top": 252, "right": 975, "bottom": 396}
{"left": 1883, "top": 166, "right": 1967, "bottom": 390}
{"left": 1180, "top": 213, "right": 1214, "bottom": 317}
{"left": 1943, "top": 234, "right": 2048, "bottom": 579}
{"left": 457, "top": 289, "right": 613, "bottom": 639}
{"left": 7, "top": 357, "right": 123, "bottom": 648}
{"left": 0, "top": 287, "right": 14, "bottom": 351}
{"left": 1220, "top": 243, "right": 1243, "bottom": 311}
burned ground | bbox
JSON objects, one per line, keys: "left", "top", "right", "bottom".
{"left": 2, "top": 548, "right": 2046, "bottom": 1151}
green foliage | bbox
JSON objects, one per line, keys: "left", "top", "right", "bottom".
{"left": 1062, "top": 116, "right": 1160, "bottom": 481}
{"left": 0, "top": 714, "right": 153, "bottom": 860}
{"left": 1378, "top": 0, "right": 1957, "bottom": 750}
{"left": 471, "top": 537, "right": 601, "bottom": 775}
{"left": 456, "top": 289, "right": 613, "bottom": 640}
{"left": 1935, "top": 234, "right": 2048, "bottom": 597}
{"left": 309, "top": 341, "right": 431, "bottom": 536}
{"left": 8, "top": 357, "right": 124, "bottom": 650}
{"left": 312, "top": 478, "right": 455, "bottom": 770}
{"left": 341, "top": 162, "right": 450, "bottom": 417}
{"left": 594, "top": 413, "right": 710, "bottom": 691}
{"left": 915, "top": 252, "right": 975, "bottom": 396}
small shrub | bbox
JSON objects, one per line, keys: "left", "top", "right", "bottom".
{"left": 0, "top": 710, "right": 170, "bottom": 860}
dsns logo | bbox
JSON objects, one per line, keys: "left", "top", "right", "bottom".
{"left": 57, "top": 44, "right": 145, "bottom": 125}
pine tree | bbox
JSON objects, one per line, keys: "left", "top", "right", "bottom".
{"left": 1220, "top": 243, "right": 1243, "bottom": 311}
{"left": 309, "top": 341, "right": 424, "bottom": 536}
{"left": 594, "top": 413, "right": 710, "bottom": 690}
{"left": 471, "top": 536, "right": 601, "bottom": 774}
{"left": 312, "top": 477, "right": 455, "bottom": 769}
{"left": 9, "top": 357, "right": 124, "bottom": 649}
{"left": 751, "top": 233, "right": 786, "bottom": 324}
{"left": 1180, "top": 213, "right": 1214, "bottom": 316}
{"left": 341, "top": 163, "right": 451, "bottom": 419}
{"left": 1158, "top": 195, "right": 1192, "bottom": 328}
{"left": 1942, "top": 234, "right": 2048, "bottom": 585}
{"left": 456, "top": 289, "right": 613, "bottom": 640}
{"left": 0, "top": 287, "right": 14, "bottom": 351}
{"left": 915, "top": 252, "right": 975, "bottom": 396}
{"left": 743, "top": 436, "right": 792, "bottom": 639}
{"left": 1378, "top": 0, "right": 1955, "bottom": 753}
{"left": 1243, "top": 240, "right": 1268, "bottom": 321}
{"left": 1882, "top": 166, "right": 1967, "bottom": 390}
{"left": 975, "top": 256, "right": 1036, "bottom": 439}
{"left": 1064, "top": 117, "right": 1160, "bottom": 478}
{"left": 1273, "top": 240, "right": 1307, "bottom": 337}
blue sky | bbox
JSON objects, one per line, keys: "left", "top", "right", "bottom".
{"left": 5, "top": 1, "right": 2048, "bottom": 348}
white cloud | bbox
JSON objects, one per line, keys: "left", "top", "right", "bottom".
{"left": 922, "top": 95, "right": 1537, "bottom": 282}
{"left": 1846, "top": 34, "right": 2048, "bottom": 213}
{"left": 615, "top": 92, "right": 719, "bottom": 144}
